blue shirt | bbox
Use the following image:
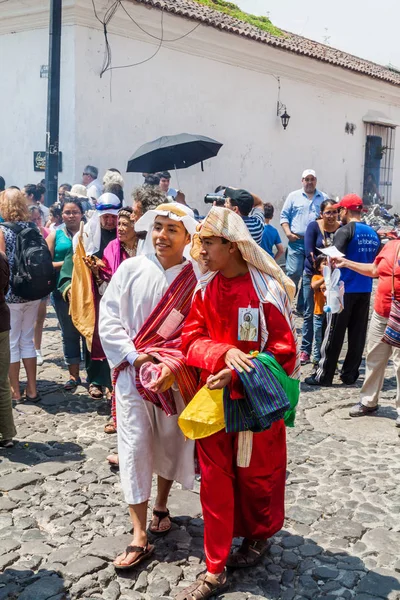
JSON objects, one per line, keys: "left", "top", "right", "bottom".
{"left": 242, "top": 208, "right": 265, "bottom": 245}
{"left": 280, "top": 188, "right": 328, "bottom": 237}
{"left": 334, "top": 222, "right": 380, "bottom": 293}
{"left": 260, "top": 224, "right": 281, "bottom": 257}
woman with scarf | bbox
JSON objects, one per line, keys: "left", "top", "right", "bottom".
{"left": 98, "top": 207, "right": 138, "bottom": 283}
{"left": 62, "top": 193, "right": 120, "bottom": 398}
{"left": 85, "top": 206, "right": 138, "bottom": 433}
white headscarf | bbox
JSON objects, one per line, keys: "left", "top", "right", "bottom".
{"left": 135, "top": 202, "right": 198, "bottom": 256}
{"left": 73, "top": 192, "right": 121, "bottom": 255}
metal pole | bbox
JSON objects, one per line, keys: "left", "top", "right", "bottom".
{"left": 44, "top": 0, "right": 62, "bottom": 207}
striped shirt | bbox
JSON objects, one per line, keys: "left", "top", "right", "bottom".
{"left": 242, "top": 208, "right": 264, "bottom": 245}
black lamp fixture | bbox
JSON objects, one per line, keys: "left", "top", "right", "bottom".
{"left": 274, "top": 75, "right": 291, "bottom": 130}
{"left": 277, "top": 101, "right": 291, "bottom": 130}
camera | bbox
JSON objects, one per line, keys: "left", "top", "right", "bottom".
{"left": 204, "top": 194, "right": 225, "bottom": 207}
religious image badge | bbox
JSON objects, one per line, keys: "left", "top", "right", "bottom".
{"left": 238, "top": 307, "right": 259, "bottom": 341}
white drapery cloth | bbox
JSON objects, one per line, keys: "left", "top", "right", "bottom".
{"left": 99, "top": 254, "right": 195, "bottom": 504}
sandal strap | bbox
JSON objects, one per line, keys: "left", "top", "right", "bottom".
{"left": 125, "top": 544, "right": 148, "bottom": 554}
{"left": 176, "top": 571, "right": 226, "bottom": 600}
{"left": 246, "top": 539, "right": 267, "bottom": 556}
{"left": 152, "top": 508, "right": 170, "bottom": 520}
{"left": 227, "top": 539, "right": 268, "bottom": 567}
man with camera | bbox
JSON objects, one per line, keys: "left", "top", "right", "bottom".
{"left": 218, "top": 187, "right": 265, "bottom": 245}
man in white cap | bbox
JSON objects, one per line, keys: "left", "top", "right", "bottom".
{"left": 99, "top": 203, "right": 198, "bottom": 571}
{"left": 280, "top": 169, "right": 328, "bottom": 362}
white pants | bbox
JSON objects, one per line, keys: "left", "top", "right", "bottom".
{"left": 9, "top": 301, "right": 40, "bottom": 363}
{"left": 360, "top": 311, "right": 400, "bottom": 416}
{"left": 116, "top": 366, "right": 195, "bottom": 505}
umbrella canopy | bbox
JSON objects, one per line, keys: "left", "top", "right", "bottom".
{"left": 126, "top": 133, "right": 223, "bottom": 173}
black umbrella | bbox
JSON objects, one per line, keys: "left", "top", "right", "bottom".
{"left": 126, "top": 133, "right": 223, "bottom": 173}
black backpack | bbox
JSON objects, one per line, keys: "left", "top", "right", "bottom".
{"left": 2, "top": 223, "right": 56, "bottom": 300}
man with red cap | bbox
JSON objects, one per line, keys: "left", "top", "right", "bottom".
{"left": 305, "top": 194, "right": 380, "bottom": 387}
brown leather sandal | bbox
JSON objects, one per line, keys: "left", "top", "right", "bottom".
{"left": 89, "top": 384, "right": 104, "bottom": 399}
{"left": 113, "top": 542, "right": 154, "bottom": 570}
{"left": 226, "top": 538, "right": 269, "bottom": 568}
{"left": 104, "top": 421, "right": 117, "bottom": 434}
{"left": 175, "top": 571, "right": 228, "bottom": 600}
{"left": 148, "top": 508, "right": 171, "bottom": 537}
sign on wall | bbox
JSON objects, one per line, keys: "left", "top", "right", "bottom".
{"left": 33, "top": 152, "right": 63, "bottom": 172}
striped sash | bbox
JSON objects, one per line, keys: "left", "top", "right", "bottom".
{"left": 112, "top": 262, "right": 198, "bottom": 416}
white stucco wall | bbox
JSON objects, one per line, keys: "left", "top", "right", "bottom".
{"left": 2, "top": 0, "right": 400, "bottom": 229}
{"left": 0, "top": 23, "right": 75, "bottom": 188}
{"left": 73, "top": 9, "right": 400, "bottom": 222}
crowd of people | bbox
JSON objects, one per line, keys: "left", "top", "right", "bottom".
{"left": 0, "top": 164, "right": 399, "bottom": 599}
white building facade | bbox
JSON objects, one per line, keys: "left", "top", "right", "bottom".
{"left": 1, "top": 0, "right": 400, "bottom": 218}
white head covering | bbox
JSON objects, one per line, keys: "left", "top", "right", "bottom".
{"left": 302, "top": 169, "right": 316, "bottom": 179}
{"left": 135, "top": 202, "right": 198, "bottom": 256}
{"left": 73, "top": 192, "right": 121, "bottom": 255}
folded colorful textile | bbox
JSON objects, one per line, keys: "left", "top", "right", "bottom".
{"left": 223, "top": 354, "right": 296, "bottom": 433}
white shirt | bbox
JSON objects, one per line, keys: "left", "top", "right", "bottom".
{"left": 86, "top": 178, "right": 103, "bottom": 201}
{"left": 99, "top": 254, "right": 189, "bottom": 369}
{"left": 39, "top": 203, "right": 50, "bottom": 222}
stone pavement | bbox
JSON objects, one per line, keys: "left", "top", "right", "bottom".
{"left": 0, "top": 307, "right": 400, "bottom": 600}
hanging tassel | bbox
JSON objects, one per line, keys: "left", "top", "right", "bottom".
{"left": 237, "top": 430, "right": 253, "bottom": 468}
{"left": 201, "top": 160, "right": 204, "bottom": 172}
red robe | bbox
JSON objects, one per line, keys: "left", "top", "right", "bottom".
{"left": 181, "top": 271, "right": 296, "bottom": 574}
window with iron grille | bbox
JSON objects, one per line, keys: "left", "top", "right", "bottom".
{"left": 362, "top": 123, "right": 395, "bottom": 205}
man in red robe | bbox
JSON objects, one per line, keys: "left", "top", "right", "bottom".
{"left": 177, "top": 207, "right": 298, "bottom": 600}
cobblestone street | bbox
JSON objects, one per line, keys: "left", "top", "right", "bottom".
{"left": 0, "top": 307, "right": 400, "bottom": 600}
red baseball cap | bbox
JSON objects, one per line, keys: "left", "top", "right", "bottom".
{"left": 336, "top": 194, "right": 364, "bottom": 211}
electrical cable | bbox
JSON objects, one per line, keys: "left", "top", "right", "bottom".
{"left": 102, "top": 7, "right": 164, "bottom": 75}
{"left": 118, "top": 0, "right": 201, "bottom": 42}
{"left": 91, "top": 0, "right": 202, "bottom": 78}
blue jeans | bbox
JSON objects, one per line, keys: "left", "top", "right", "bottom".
{"left": 285, "top": 240, "right": 305, "bottom": 311}
{"left": 51, "top": 291, "right": 83, "bottom": 366}
{"left": 312, "top": 313, "right": 324, "bottom": 364}
{"left": 300, "top": 272, "right": 314, "bottom": 354}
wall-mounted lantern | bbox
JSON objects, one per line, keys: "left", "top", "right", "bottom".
{"left": 277, "top": 105, "right": 291, "bottom": 130}
{"left": 275, "top": 75, "right": 290, "bottom": 130}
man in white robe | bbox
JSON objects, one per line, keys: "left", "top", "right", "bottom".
{"left": 99, "top": 204, "right": 198, "bottom": 570}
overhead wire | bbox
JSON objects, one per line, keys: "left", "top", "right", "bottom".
{"left": 90, "top": 0, "right": 120, "bottom": 77}
{"left": 118, "top": 0, "right": 201, "bottom": 42}
{"left": 90, "top": 0, "right": 201, "bottom": 78}
{"left": 103, "top": 8, "right": 164, "bottom": 74}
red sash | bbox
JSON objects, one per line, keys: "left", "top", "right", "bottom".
{"left": 112, "top": 262, "right": 198, "bottom": 416}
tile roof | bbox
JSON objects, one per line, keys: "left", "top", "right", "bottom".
{"left": 134, "top": 0, "right": 400, "bottom": 87}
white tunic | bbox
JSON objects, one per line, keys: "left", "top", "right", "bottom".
{"left": 99, "top": 254, "right": 195, "bottom": 505}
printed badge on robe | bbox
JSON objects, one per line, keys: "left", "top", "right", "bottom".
{"left": 157, "top": 308, "right": 185, "bottom": 340}
{"left": 238, "top": 307, "right": 259, "bottom": 342}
